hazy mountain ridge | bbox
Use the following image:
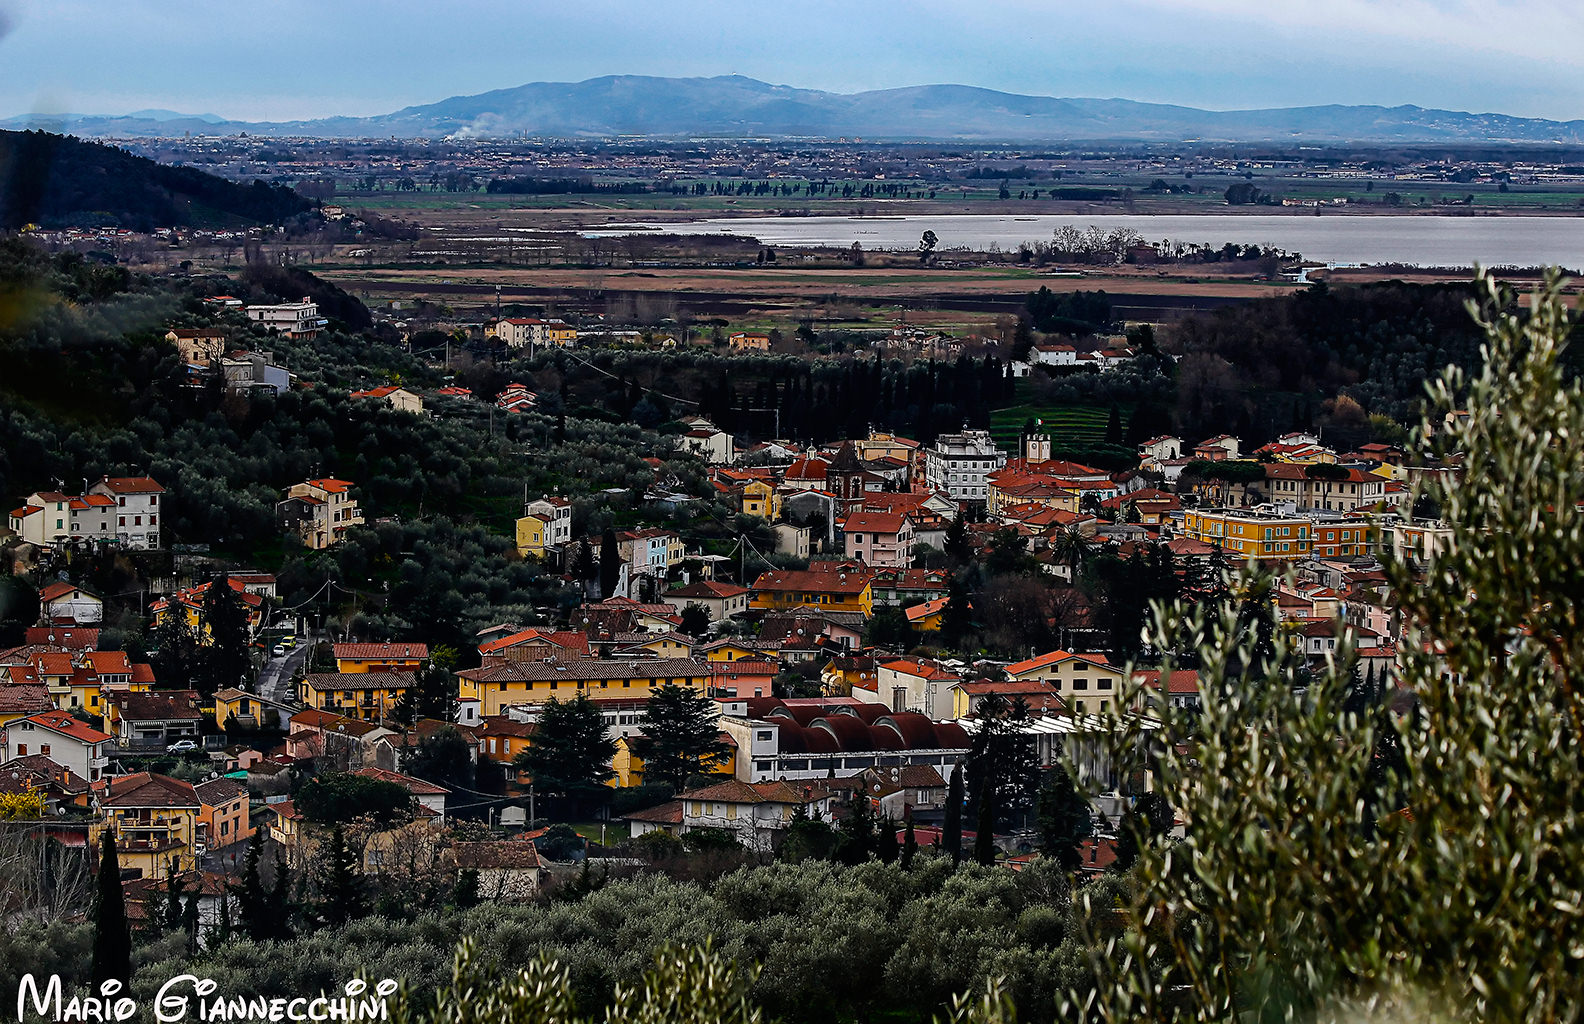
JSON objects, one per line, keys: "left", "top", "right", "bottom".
{"left": 5, "top": 75, "right": 1583, "bottom": 143}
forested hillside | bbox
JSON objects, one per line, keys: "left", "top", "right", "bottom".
{"left": 0, "top": 129, "right": 314, "bottom": 230}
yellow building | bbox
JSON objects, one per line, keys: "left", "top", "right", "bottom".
{"left": 332, "top": 642, "right": 429, "bottom": 674}
{"left": 739, "top": 480, "right": 782, "bottom": 520}
{"left": 456, "top": 657, "right": 710, "bottom": 718}
{"left": 728, "top": 332, "right": 771, "bottom": 352}
{"left": 1183, "top": 510, "right": 1312, "bottom": 563}
{"left": 149, "top": 579, "right": 266, "bottom": 641}
{"left": 299, "top": 671, "right": 414, "bottom": 723}
{"left": 94, "top": 772, "right": 200, "bottom": 879}
{"left": 750, "top": 568, "right": 874, "bottom": 617}
{"left": 612, "top": 734, "right": 735, "bottom": 788}
{"left": 619, "top": 633, "right": 695, "bottom": 659}
{"left": 545, "top": 321, "right": 578, "bottom": 347}
{"left": 905, "top": 597, "right": 948, "bottom": 632}
{"left": 515, "top": 514, "right": 548, "bottom": 558}
{"left": 700, "top": 639, "right": 779, "bottom": 663}
{"left": 1003, "top": 649, "right": 1126, "bottom": 716}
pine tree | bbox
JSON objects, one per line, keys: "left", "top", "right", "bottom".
{"left": 631, "top": 683, "right": 732, "bottom": 789}
{"left": 943, "top": 763, "right": 964, "bottom": 868}
{"left": 514, "top": 693, "right": 617, "bottom": 818}
{"left": 90, "top": 831, "right": 130, "bottom": 985}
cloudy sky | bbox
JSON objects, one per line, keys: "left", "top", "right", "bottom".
{"left": 1, "top": 0, "right": 1580, "bottom": 122}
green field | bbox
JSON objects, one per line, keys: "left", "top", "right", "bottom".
{"left": 989, "top": 380, "right": 1122, "bottom": 448}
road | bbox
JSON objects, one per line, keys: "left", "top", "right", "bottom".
{"left": 255, "top": 637, "right": 313, "bottom": 704}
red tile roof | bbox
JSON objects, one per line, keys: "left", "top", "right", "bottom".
{"left": 333, "top": 643, "right": 429, "bottom": 661}
{"left": 97, "top": 772, "right": 198, "bottom": 808}
{"left": 22, "top": 709, "right": 112, "bottom": 743}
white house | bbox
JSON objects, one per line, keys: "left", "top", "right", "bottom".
{"left": 923, "top": 430, "right": 1007, "bottom": 505}
{"left": 0, "top": 709, "right": 112, "bottom": 782}
{"left": 523, "top": 496, "right": 573, "bottom": 548}
{"left": 662, "top": 580, "right": 750, "bottom": 622}
{"left": 677, "top": 779, "right": 835, "bottom": 852}
{"left": 855, "top": 658, "right": 960, "bottom": 721}
{"left": 675, "top": 418, "right": 736, "bottom": 465}
{"left": 246, "top": 298, "right": 326, "bottom": 340}
{"left": 39, "top": 582, "right": 103, "bottom": 624}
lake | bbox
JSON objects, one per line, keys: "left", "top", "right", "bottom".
{"left": 591, "top": 213, "right": 1584, "bottom": 269}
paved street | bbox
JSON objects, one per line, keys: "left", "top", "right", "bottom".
{"left": 255, "top": 636, "right": 313, "bottom": 704}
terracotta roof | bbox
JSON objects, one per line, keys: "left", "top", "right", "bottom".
{"left": 880, "top": 658, "right": 958, "bottom": 681}
{"left": 111, "top": 691, "right": 200, "bottom": 722}
{"left": 682, "top": 779, "right": 828, "bottom": 805}
{"left": 840, "top": 511, "right": 908, "bottom": 535}
{"left": 752, "top": 568, "right": 871, "bottom": 596}
{"left": 21, "top": 709, "right": 111, "bottom": 743}
{"left": 194, "top": 777, "right": 247, "bottom": 805}
{"left": 289, "top": 709, "right": 385, "bottom": 737}
{"left": 0, "top": 683, "right": 53, "bottom": 715}
{"left": 479, "top": 628, "right": 590, "bottom": 657}
{"left": 1004, "top": 650, "right": 1113, "bottom": 676}
{"left": 459, "top": 657, "right": 707, "bottom": 685}
{"left": 97, "top": 772, "right": 199, "bottom": 809}
{"left": 351, "top": 766, "right": 449, "bottom": 796}
{"left": 24, "top": 627, "right": 99, "bottom": 650}
{"left": 665, "top": 580, "right": 749, "bottom": 600}
{"left": 333, "top": 643, "right": 428, "bottom": 660}
{"left": 620, "top": 800, "right": 684, "bottom": 825}
{"left": 95, "top": 477, "right": 164, "bottom": 494}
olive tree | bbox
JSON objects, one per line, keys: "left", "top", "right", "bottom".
{"left": 1068, "top": 271, "right": 1584, "bottom": 1022}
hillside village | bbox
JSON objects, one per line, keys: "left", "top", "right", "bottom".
{"left": 1, "top": 287, "right": 1458, "bottom": 920}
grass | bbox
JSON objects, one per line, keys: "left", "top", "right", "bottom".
{"left": 989, "top": 382, "right": 1124, "bottom": 450}
{"left": 570, "top": 821, "right": 630, "bottom": 845}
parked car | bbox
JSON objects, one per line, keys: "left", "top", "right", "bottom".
{"left": 166, "top": 739, "right": 198, "bottom": 754}
{"left": 271, "top": 644, "right": 287, "bottom": 657}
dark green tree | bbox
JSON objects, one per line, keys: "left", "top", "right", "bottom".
{"left": 877, "top": 817, "right": 901, "bottom": 864}
{"left": 865, "top": 607, "right": 913, "bottom": 651}
{"left": 901, "top": 815, "right": 918, "bottom": 869}
{"left": 1112, "top": 791, "right": 1175, "bottom": 872}
{"left": 943, "top": 762, "right": 964, "bottom": 867}
{"left": 631, "top": 683, "right": 732, "bottom": 789}
{"left": 838, "top": 795, "right": 877, "bottom": 865}
{"left": 296, "top": 773, "right": 412, "bottom": 826}
{"left": 402, "top": 725, "right": 475, "bottom": 793}
{"left": 233, "top": 830, "right": 272, "bottom": 940}
{"left": 201, "top": 576, "right": 253, "bottom": 699}
{"left": 90, "top": 831, "right": 130, "bottom": 985}
{"left": 314, "top": 825, "right": 369, "bottom": 928}
{"left": 677, "top": 603, "right": 712, "bottom": 639}
{"left": 1035, "top": 763, "right": 1093, "bottom": 871}
{"left": 515, "top": 693, "right": 616, "bottom": 817}
{"left": 599, "top": 528, "right": 622, "bottom": 599}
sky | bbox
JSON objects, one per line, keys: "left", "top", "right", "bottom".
{"left": 1, "top": 0, "right": 1581, "bottom": 123}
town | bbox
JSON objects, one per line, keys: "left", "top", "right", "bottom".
{"left": 1, "top": 41, "right": 1581, "bottom": 1021}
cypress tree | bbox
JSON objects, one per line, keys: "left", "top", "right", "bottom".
{"left": 901, "top": 815, "right": 918, "bottom": 869}
{"left": 944, "top": 763, "right": 964, "bottom": 867}
{"left": 90, "top": 831, "right": 131, "bottom": 985}
{"left": 599, "top": 527, "right": 622, "bottom": 600}
{"left": 878, "top": 818, "right": 900, "bottom": 865}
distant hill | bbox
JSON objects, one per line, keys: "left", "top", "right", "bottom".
{"left": 6, "top": 76, "right": 1584, "bottom": 144}
{"left": 0, "top": 130, "right": 314, "bottom": 231}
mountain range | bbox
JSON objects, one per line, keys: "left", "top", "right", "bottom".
{"left": 6, "top": 75, "right": 1583, "bottom": 145}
